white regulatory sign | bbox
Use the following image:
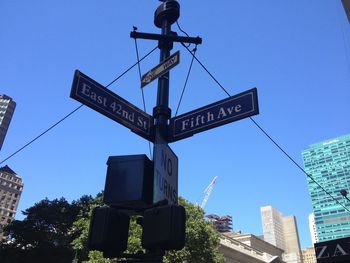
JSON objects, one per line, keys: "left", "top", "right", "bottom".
{"left": 153, "top": 139, "right": 178, "bottom": 205}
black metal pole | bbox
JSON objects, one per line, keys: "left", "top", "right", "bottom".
{"left": 151, "top": 2, "right": 180, "bottom": 262}
{"left": 153, "top": 24, "right": 172, "bottom": 141}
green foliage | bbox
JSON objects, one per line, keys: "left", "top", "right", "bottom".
{"left": 82, "top": 251, "right": 112, "bottom": 263}
{"left": 0, "top": 197, "right": 84, "bottom": 263}
{"left": 0, "top": 193, "right": 224, "bottom": 263}
{"left": 163, "top": 197, "right": 225, "bottom": 263}
{"left": 126, "top": 217, "right": 143, "bottom": 253}
{"left": 71, "top": 192, "right": 104, "bottom": 261}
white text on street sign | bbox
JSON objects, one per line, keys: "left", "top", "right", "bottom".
{"left": 141, "top": 51, "right": 180, "bottom": 88}
{"left": 70, "top": 70, "right": 154, "bottom": 141}
{"left": 168, "top": 88, "right": 259, "bottom": 142}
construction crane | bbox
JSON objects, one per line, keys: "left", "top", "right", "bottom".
{"left": 201, "top": 176, "right": 218, "bottom": 209}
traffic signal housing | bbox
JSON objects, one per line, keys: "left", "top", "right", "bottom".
{"left": 141, "top": 204, "right": 186, "bottom": 250}
{"left": 104, "top": 155, "right": 153, "bottom": 208}
{"left": 88, "top": 207, "right": 130, "bottom": 258}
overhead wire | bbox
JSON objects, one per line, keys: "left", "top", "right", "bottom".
{"left": 133, "top": 33, "right": 153, "bottom": 158}
{"left": 0, "top": 46, "right": 158, "bottom": 165}
{"left": 175, "top": 45, "right": 197, "bottom": 117}
{"left": 0, "top": 105, "right": 83, "bottom": 165}
{"left": 181, "top": 44, "right": 350, "bottom": 212}
{"left": 174, "top": 20, "right": 197, "bottom": 116}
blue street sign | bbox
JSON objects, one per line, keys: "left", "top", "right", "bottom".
{"left": 168, "top": 88, "right": 259, "bottom": 142}
{"left": 70, "top": 70, "right": 154, "bottom": 141}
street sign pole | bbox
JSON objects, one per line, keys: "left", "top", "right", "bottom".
{"left": 152, "top": 1, "right": 177, "bottom": 205}
{"left": 72, "top": 0, "right": 261, "bottom": 261}
{"left": 153, "top": 13, "right": 172, "bottom": 142}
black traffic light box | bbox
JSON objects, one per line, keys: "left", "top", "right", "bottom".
{"left": 88, "top": 207, "right": 130, "bottom": 258}
{"left": 142, "top": 205, "right": 186, "bottom": 250}
{"left": 104, "top": 155, "right": 153, "bottom": 208}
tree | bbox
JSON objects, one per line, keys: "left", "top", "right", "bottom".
{"left": 164, "top": 197, "right": 224, "bottom": 263}
{"left": 72, "top": 196, "right": 224, "bottom": 263}
{"left": 0, "top": 196, "right": 94, "bottom": 263}
{"left": 0, "top": 194, "right": 224, "bottom": 263}
{"left": 71, "top": 192, "right": 104, "bottom": 262}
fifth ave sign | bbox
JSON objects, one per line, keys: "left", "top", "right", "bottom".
{"left": 168, "top": 88, "right": 259, "bottom": 142}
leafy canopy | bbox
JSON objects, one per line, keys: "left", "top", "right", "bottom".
{"left": 0, "top": 194, "right": 224, "bottom": 263}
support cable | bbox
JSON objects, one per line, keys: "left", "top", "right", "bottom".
{"left": 249, "top": 117, "right": 349, "bottom": 212}
{"left": 182, "top": 45, "right": 231, "bottom": 97}
{"left": 0, "top": 46, "right": 158, "bottom": 165}
{"left": 182, "top": 45, "right": 350, "bottom": 212}
{"left": 175, "top": 45, "right": 197, "bottom": 116}
{"left": 176, "top": 21, "right": 191, "bottom": 48}
{"left": 134, "top": 33, "right": 153, "bottom": 158}
{"left": 0, "top": 105, "right": 83, "bottom": 165}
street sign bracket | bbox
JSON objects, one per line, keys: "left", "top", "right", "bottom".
{"left": 130, "top": 31, "right": 202, "bottom": 46}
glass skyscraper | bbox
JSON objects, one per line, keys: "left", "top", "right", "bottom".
{"left": 302, "top": 134, "right": 350, "bottom": 242}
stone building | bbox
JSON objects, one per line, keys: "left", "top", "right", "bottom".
{"left": 0, "top": 165, "right": 24, "bottom": 239}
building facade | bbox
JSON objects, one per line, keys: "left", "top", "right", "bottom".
{"left": 308, "top": 213, "right": 318, "bottom": 244}
{"left": 0, "top": 165, "right": 23, "bottom": 239}
{"left": 0, "top": 95, "right": 16, "bottom": 151}
{"left": 261, "top": 206, "right": 303, "bottom": 263}
{"left": 301, "top": 247, "right": 316, "bottom": 263}
{"left": 224, "top": 232, "right": 284, "bottom": 260}
{"left": 302, "top": 134, "right": 350, "bottom": 242}
{"left": 282, "top": 216, "right": 302, "bottom": 257}
{"left": 220, "top": 233, "right": 286, "bottom": 263}
{"left": 261, "top": 206, "right": 285, "bottom": 249}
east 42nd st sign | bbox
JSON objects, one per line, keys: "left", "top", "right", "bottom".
{"left": 70, "top": 70, "right": 154, "bottom": 141}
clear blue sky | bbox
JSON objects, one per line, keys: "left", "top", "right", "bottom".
{"left": 1, "top": 1, "right": 349, "bottom": 249}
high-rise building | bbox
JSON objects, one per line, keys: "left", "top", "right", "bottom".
{"left": 282, "top": 216, "right": 302, "bottom": 258}
{"left": 301, "top": 248, "right": 316, "bottom": 263}
{"left": 308, "top": 213, "right": 318, "bottom": 244}
{"left": 261, "top": 206, "right": 303, "bottom": 263}
{"left": 0, "top": 95, "right": 16, "bottom": 151}
{"left": 302, "top": 134, "right": 350, "bottom": 242}
{"left": 0, "top": 165, "right": 23, "bottom": 239}
{"left": 261, "top": 206, "right": 285, "bottom": 249}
